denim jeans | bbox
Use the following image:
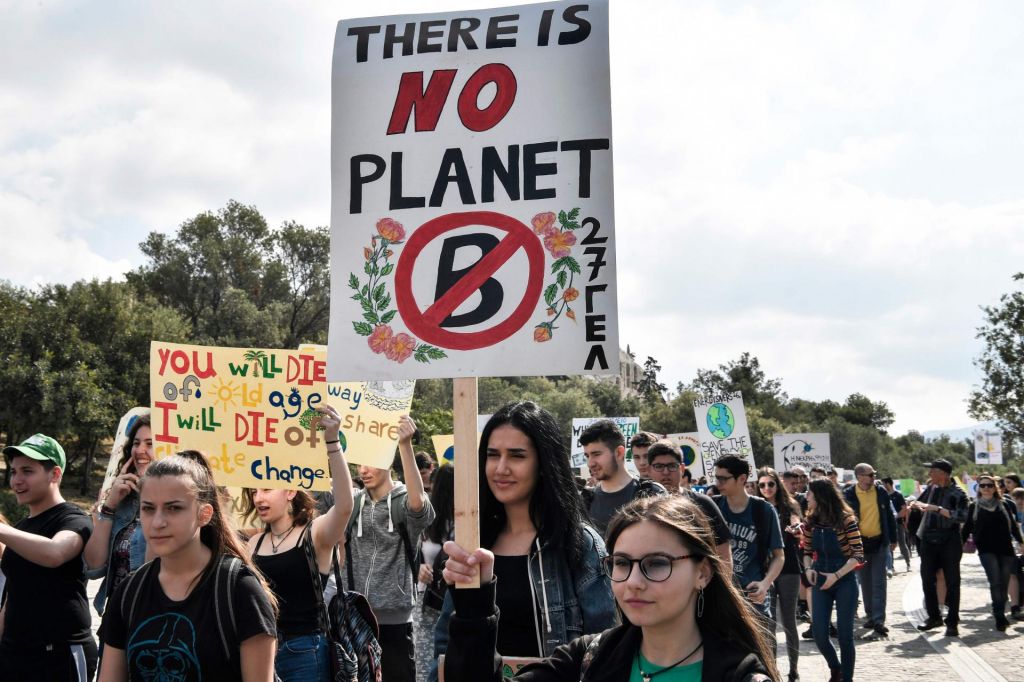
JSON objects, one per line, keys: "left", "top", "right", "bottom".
{"left": 812, "top": 573, "right": 858, "bottom": 682}
{"left": 276, "top": 632, "right": 330, "bottom": 682}
{"left": 857, "top": 544, "right": 888, "bottom": 625}
{"left": 978, "top": 553, "right": 1015, "bottom": 621}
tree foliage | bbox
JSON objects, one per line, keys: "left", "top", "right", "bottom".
{"left": 970, "top": 272, "right": 1024, "bottom": 439}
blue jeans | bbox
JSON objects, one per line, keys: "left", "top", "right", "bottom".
{"left": 276, "top": 632, "right": 330, "bottom": 682}
{"left": 978, "top": 553, "right": 1015, "bottom": 621}
{"left": 810, "top": 525, "right": 857, "bottom": 682}
{"left": 857, "top": 544, "right": 888, "bottom": 625}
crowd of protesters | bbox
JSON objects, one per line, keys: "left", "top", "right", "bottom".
{"left": 1, "top": 405, "right": 1022, "bottom": 682}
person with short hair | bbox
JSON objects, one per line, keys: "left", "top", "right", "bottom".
{"left": 416, "top": 451, "right": 436, "bottom": 493}
{"left": 810, "top": 467, "right": 827, "bottom": 481}
{"left": 628, "top": 431, "right": 658, "bottom": 480}
{"left": 790, "top": 466, "right": 809, "bottom": 494}
{"left": 579, "top": 421, "right": 665, "bottom": 536}
{"left": 0, "top": 434, "right": 98, "bottom": 681}
{"left": 910, "top": 459, "right": 969, "bottom": 637}
{"left": 880, "top": 477, "right": 911, "bottom": 573}
{"left": 842, "top": 464, "right": 898, "bottom": 638}
{"left": 712, "top": 455, "right": 784, "bottom": 624}
{"left": 680, "top": 467, "right": 693, "bottom": 490}
{"left": 647, "top": 441, "right": 732, "bottom": 572}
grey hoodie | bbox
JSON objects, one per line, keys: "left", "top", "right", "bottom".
{"left": 346, "top": 482, "right": 435, "bottom": 625}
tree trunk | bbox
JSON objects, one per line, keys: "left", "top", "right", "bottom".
{"left": 79, "top": 437, "right": 98, "bottom": 496}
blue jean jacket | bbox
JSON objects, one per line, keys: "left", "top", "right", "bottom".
{"left": 87, "top": 494, "right": 147, "bottom": 614}
{"left": 428, "top": 524, "right": 617, "bottom": 682}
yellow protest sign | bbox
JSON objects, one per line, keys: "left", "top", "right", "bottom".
{"left": 298, "top": 345, "right": 415, "bottom": 469}
{"left": 150, "top": 341, "right": 330, "bottom": 490}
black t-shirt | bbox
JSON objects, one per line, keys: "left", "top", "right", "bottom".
{"left": 888, "top": 490, "right": 907, "bottom": 514}
{"left": 681, "top": 489, "right": 732, "bottom": 547}
{"left": 100, "top": 557, "right": 277, "bottom": 681}
{"left": 0, "top": 502, "right": 93, "bottom": 645}
{"left": 493, "top": 554, "right": 540, "bottom": 658}
{"left": 588, "top": 480, "right": 639, "bottom": 536}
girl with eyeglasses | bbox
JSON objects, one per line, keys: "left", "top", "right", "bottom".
{"left": 757, "top": 466, "right": 802, "bottom": 682}
{"left": 961, "top": 473, "right": 1023, "bottom": 631}
{"left": 441, "top": 495, "right": 777, "bottom": 681}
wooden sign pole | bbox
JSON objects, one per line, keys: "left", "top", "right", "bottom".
{"left": 453, "top": 377, "right": 480, "bottom": 588}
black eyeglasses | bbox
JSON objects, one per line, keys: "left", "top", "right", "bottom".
{"left": 978, "top": 483, "right": 996, "bottom": 489}
{"left": 714, "top": 475, "right": 735, "bottom": 482}
{"left": 650, "top": 463, "right": 679, "bottom": 472}
{"left": 758, "top": 481, "right": 776, "bottom": 489}
{"left": 602, "top": 553, "right": 696, "bottom": 582}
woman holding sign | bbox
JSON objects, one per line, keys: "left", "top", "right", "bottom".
{"left": 85, "top": 413, "right": 153, "bottom": 616}
{"left": 430, "top": 401, "right": 617, "bottom": 682}
{"left": 244, "top": 404, "right": 355, "bottom": 682}
{"left": 441, "top": 494, "right": 777, "bottom": 681}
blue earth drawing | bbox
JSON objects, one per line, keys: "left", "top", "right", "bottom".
{"left": 681, "top": 445, "right": 697, "bottom": 467}
{"left": 706, "top": 403, "right": 735, "bottom": 439}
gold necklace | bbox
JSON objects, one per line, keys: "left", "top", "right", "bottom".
{"left": 269, "top": 523, "right": 296, "bottom": 553}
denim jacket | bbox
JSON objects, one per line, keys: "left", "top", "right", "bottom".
{"left": 87, "top": 493, "right": 147, "bottom": 614}
{"left": 428, "top": 524, "right": 617, "bottom": 682}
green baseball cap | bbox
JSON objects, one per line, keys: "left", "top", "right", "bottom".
{"left": 3, "top": 433, "right": 66, "bottom": 470}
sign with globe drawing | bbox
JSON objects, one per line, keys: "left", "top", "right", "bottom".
{"left": 772, "top": 433, "right": 831, "bottom": 473}
{"left": 693, "top": 392, "right": 755, "bottom": 476}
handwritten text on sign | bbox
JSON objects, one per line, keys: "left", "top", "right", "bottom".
{"left": 328, "top": 1, "right": 618, "bottom": 380}
{"left": 693, "top": 392, "right": 756, "bottom": 477}
{"left": 150, "top": 342, "right": 330, "bottom": 490}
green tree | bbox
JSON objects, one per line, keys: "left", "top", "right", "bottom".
{"left": 969, "top": 272, "right": 1024, "bottom": 440}
{"left": 838, "top": 393, "right": 895, "bottom": 432}
{"left": 689, "top": 352, "right": 787, "bottom": 419}
{"left": 635, "top": 356, "right": 667, "bottom": 404}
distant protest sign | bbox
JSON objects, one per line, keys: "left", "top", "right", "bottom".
{"left": 772, "top": 433, "right": 831, "bottom": 473}
{"left": 100, "top": 407, "right": 149, "bottom": 498}
{"left": 150, "top": 342, "right": 329, "bottom": 490}
{"left": 666, "top": 432, "right": 704, "bottom": 479}
{"left": 571, "top": 417, "right": 639, "bottom": 469}
{"left": 973, "top": 431, "right": 1003, "bottom": 465}
{"left": 432, "top": 415, "right": 490, "bottom": 465}
{"left": 299, "top": 344, "right": 416, "bottom": 469}
{"left": 328, "top": 1, "right": 618, "bottom": 381}
{"left": 693, "top": 393, "right": 755, "bottom": 476}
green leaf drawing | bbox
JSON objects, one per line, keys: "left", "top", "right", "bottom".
{"left": 360, "top": 299, "right": 374, "bottom": 313}
{"left": 380, "top": 263, "right": 394, "bottom": 276}
{"left": 379, "top": 293, "right": 391, "bottom": 310}
{"left": 348, "top": 273, "right": 359, "bottom": 289}
{"left": 544, "top": 284, "right": 558, "bottom": 306}
{"left": 352, "top": 321, "right": 373, "bottom": 336}
{"left": 557, "top": 270, "right": 567, "bottom": 288}
{"left": 363, "top": 262, "right": 372, "bottom": 275}
{"left": 372, "top": 283, "right": 386, "bottom": 300}
{"left": 362, "top": 311, "right": 379, "bottom": 324}
{"left": 567, "top": 207, "right": 580, "bottom": 220}
{"left": 381, "top": 310, "right": 397, "bottom": 324}
{"left": 361, "top": 285, "right": 368, "bottom": 297}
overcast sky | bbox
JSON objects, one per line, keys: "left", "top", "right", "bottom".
{"left": 2, "top": 0, "right": 1022, "bottom": 435}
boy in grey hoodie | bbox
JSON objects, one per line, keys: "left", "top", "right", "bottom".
{"left": 346, "top": 415, "right": 434, "bottom": 682}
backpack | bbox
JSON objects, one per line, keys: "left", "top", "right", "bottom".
{"left": 344, "top": 488, "right": 418, "bottom": 591}
{"left": 299, "top": 523, "right": 382, "bottom": 682}
{"left": 119, "top": 555, "right": 243, "bottom": 663}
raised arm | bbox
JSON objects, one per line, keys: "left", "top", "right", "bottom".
{"left": 310, "top": 405, "right": 355, "bottom": 561}
{"left": 83, "top": 459, "right": 139, "bottom": 571}
{"left": 396, "top": 415, "right": 427, "bottom": 512}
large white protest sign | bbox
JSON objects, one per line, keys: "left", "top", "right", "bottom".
{"left": 772, "top": 433, "right": 831, "bottom": 473}
{"left": 666, "top": 432, "right": 704, "bottom": 479}
{"left": 974, "top": 431, "right": 1003, "bottom": 465}
{"left": 571, "top": 417, "right": 639, "bottom": 469}
{"left": 693, "top": 393, "right": 755, "bottom": 476}
{"left": 328, "top": 1, "right": 618, "bottom": 381}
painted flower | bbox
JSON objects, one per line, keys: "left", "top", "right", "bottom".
{"left": 562, "top": 287, "right": 579, "bottom": 302}
{"left": 376, "top": 217, "right": 405, "bottom": 242}
{"left": 364, "top": 247, "right": 372, "bottom": 261}
{"left": 544, "top": 230, "right": 577, "bottom": 258}
{"left": 384, "top": 249, "right": 394, "bottom": 258}
{"left": 367, "top": 325, "right": 393, "bottom": 354}
{"left": 566, "top": 309, "right": 577, "bottom": 321}
{"left": 532, "top": 211, "right": 557, "bottom": 237}
{"left": 547, "top": 307, "right": 556, "bottom": 316}
{"left": 534, "top": 325, "right": 552, "bottom": 342}
{"left": 386, "top": 332, "right": 416, "bottom": 363}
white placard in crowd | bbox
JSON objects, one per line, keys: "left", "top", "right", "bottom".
{"left": 571, "top": 416, "right": 639, "bottom": 469}
{"left": 772, "top": 432, "right": 831, "bottom": 473}
{"left": 974, "top": 431, "right": 1003, "bottom": 465}
{"left": 666, "top": 432, "right": 704, "bottom": 479}
{"left": 328, "top": 1, "right": 618, "bottom": 380}
{"left": 693, "top": 392, "right": 756, "bottom": 477}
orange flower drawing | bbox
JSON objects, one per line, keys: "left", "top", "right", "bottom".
{"left": 367, "top": 325, "right": 393, "bottom": 354}
{"left": 364, "top": 247, "right": 372, "bottom": 261}
{"left": 562, "top": 287, "right": 579, "bottom": 302}
{"left": 532, "top": 211, "right": 557, "bottom": 237}
{"left": 544, "top": 230, "right": 577, "bottom": 258}
{"left": 386, "top": 333, "right": 416, "bottom": 363}
{"left": 534, "top": 325, "right": 553, "bottom": 342}
{"left": 376, "top": 217, "right": 406, "bottom": 242}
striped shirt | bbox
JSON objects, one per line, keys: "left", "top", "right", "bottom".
{"left": 801, "top": 516, "right": 865, "bottom": 564}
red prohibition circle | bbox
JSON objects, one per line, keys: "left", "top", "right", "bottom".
{"left": 394, "top": 211, "right": 544, "bottom": 351}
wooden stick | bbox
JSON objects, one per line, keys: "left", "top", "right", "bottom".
{"left": 453, "top": 376, "right": 480, "bottom": 588}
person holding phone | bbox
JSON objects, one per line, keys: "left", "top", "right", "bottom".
{"left": 801, "top": 480, "right": 864, "bottom": 682}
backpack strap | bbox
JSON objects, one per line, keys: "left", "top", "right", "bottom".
{"left": 391, "top": 495, "right": 418, "bottom": 583}
{"left": 120, "top": 559, "right": 157, "bottom": 628}
{"left": 578, "top": 632, "right": 604, "bottom": 678}
{"left": 213, "top": 556, "right": 242, "bottom": 662}
{"left": 299, "top": 523, "right": 331, "bottom": 634}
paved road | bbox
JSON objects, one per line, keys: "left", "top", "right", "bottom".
{"left": 774, "top": 552, "right": 1024, "bottom": 681}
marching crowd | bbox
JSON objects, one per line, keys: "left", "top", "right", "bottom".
{"left": 1, "top": 401, "right": 1022, "bottom": 682}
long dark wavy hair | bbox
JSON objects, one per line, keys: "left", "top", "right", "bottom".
{"left": 479, "top": 401, "right": 587, "bottom": 564}
{"left": 756, "top": 466, "right": 801, "bottom": 524}
{"left": 142, "top": 451, "right": 277, "bottom": 612}
{"left": 426, "top": 465, "right": 456, "bottom": 545}
{"left": 114, "top": 413, "right": 152, "bottom": 476}
{"left": 606, "top": 496, "right": 779, "bottom": 680}
{"left": 807, "top": 478, "right": 855, "bottom": 530}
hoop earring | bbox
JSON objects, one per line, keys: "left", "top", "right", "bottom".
{"left": 696, "top": 586, "right": 705, "bottom": 619}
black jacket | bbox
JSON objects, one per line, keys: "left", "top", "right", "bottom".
{"left": 444, "top": 578, "right": 772, "bottom": 682}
